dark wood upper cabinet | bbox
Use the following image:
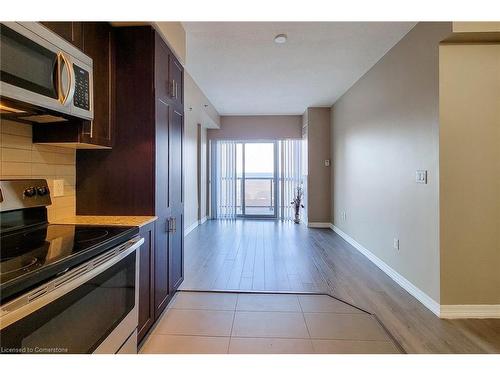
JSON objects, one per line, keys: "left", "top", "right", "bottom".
{"left": 155, "top": 37, "right": 170, "bottom": 103}
{"left": 169, "top": 54, "right": 183, "bottom": 108}
{"left": 40, "top": 22, "right": 83, "bottom": 49}
{"left": 79, "top": 22, "right": 115, "bottom": 147}
{"left": 33, "top": 22, "right": 115, "bottom": 149}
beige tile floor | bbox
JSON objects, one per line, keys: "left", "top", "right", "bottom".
{"left": 140, "top": 291, "right": 402, "bottom": 354}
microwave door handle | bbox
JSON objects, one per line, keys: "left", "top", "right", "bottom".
{"left": 57, "top": 52, "right": 76, "bottom": 105}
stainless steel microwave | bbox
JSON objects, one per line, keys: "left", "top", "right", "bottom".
{"left": 0, "top": 22, "right": 93, "bottom": 122}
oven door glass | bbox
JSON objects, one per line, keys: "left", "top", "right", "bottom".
{"left": 0, "top": 251, "right": 136, "bottom": 354}
{"left": 0, "top": 24, "right": 59, "bottom": 99}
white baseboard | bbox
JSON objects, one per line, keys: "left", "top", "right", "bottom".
{"left": 330, "top": 224, "right": 441, "bottom": 317}
{"left": 440, "top": 305, "right": 500, "bottom": 319}
{"left": 185, "top": 216, "right": 209, "bottom": 237}
{"left": 308, "top": 222, "right": 331, "bottom": 228}
{"left": 184, "top": 220, "right": 199, "bottom": 237}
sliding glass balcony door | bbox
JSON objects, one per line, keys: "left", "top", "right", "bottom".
{"left": 212, "top": 139, "right": 302, "bottom": 220}
{"left": 236, "top": 141, "right": 277, "bottom": 218}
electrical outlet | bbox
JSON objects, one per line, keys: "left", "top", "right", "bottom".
{"left": 340, "top": 211, "right": 347, "bottom": 221}
{"left": 53, "top": 179, "right": 64, "bottom": 197}
{"left": 393, "top": 238, "right": 400, "bottom": 251}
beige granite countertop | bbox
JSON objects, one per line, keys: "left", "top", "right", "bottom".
{"left": 52, "top": 215, "right": 157, "bottom": 228}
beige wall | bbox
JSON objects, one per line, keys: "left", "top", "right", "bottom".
{"left": 208, "top": 115, "right": 302, "bottom": 141}
{"left": 439, "top": 44, "right": 500, "bottom": 305}
{"left": 330, "top": 23, "right": 452, "bottom": 303}
{"left": 0, "top": 119, "right": 76, "bottom": 221}
{"left": 452, "top": 22, "right": 500, "bottom": 33}
{"left": 306, "top": 107, "right": 331, "bottom": 223}
{"left": 184, "top": 72, "right": 220, "bottom": 231}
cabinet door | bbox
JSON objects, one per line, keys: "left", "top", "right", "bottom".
{"left": 169, "top": 108, "right": 184, "bottom": 293}
{"left": 138, "top": 222, "right": 155, "bottom": 343}
{"left": 40, "top": 22, "right": 83, "bottom": 49}
{"left": 168, "top": 54, "right": 183, "bottom": 107}
{"left": 155, "top": 34, "right": 170, "bottom": 103}
{"left": 154, "top": 99, "right": 171, "bottom": 318}
{"left": 80, "top": 22, "right": 115, "bottom": 147}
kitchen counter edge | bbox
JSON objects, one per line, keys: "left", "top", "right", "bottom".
{"left": 52, "top": 215, "right": 158, "bottom": 228}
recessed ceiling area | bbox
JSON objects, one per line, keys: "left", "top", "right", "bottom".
{"left": 183, "top": 22, "right": 416, "bottom": 115}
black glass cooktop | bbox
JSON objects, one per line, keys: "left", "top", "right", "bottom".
{"left": 0, "top": 224, "right": 138, "bottom": 303}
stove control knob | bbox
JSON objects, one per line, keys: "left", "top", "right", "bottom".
{"left": 23, "top": 187, "right": 37, "bottom": 197}
{"left": 36, "top": 186, "right": 50, "bottom": 196}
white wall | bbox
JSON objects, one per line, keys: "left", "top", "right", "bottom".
{"left": 184, "top": 72, "right": 220, "bottom": 232}
{"left": 330, "top": 23, "right": 452, "bottom": 303}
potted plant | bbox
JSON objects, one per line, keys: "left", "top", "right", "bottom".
{"left": 291, "top": 186, "right": 305, "bottom": 224}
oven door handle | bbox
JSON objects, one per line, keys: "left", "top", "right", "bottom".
{"left": 0, "top": 236, "right": 144, "bottom": 330}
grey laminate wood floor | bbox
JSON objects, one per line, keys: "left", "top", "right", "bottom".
{"left": 182, "top": 220, "right": 332, "bottom": 292}
{"left": 181, "top": 220, "right": 500, "bottom": 354}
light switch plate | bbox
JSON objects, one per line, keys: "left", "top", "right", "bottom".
{"left": 53, "top": 179, "right": 64, "bottom": 197}
{"left": 416, "top": 170, "right": 428, "bottom": 184}
{"left": 324, "top": 159, "right": 330, "bottom": 167}
{"left": 393, "top": 238, "right": 400, "bottom": 250}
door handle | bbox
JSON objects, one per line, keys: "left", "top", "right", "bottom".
{"left": 171, "top": 80, "right": 176, "bottom": 98}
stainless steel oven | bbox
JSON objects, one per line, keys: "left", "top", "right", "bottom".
{"left": 0, "top": 237, "right": 143, "bottom": 354}
{"left": 0, "top": 22, "right": 93, "bottom": 122}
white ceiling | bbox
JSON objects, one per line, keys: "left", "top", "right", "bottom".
{"left": 183, "top": 22, "right": 416, "bottom": 115}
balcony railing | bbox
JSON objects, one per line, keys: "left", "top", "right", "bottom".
{"left": 237, "top": 177, "right": 274, "bottom": 216}
{"left": 219, "top": 176, "right": 301, "bottom": 218}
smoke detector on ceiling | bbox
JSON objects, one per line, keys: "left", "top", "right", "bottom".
{"left": 274, "top": 34, "right": 287, "bottom": 44}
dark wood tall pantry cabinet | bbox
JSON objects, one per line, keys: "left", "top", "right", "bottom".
{"left": 76, "top": 26, "right": 184, "bottom": 343}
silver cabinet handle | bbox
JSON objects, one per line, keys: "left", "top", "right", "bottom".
{"left": 83, "top": 121, "right": 94, "bottom": 138}
{"left": 167, "top": 217, "right": 177, "bottom": 233}
{"left": 171, "top": 79, "right": 176, "bottom": 98}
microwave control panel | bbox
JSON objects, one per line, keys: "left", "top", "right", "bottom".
{"left": 73, "top": 64, "right": 90, "bottom": 111}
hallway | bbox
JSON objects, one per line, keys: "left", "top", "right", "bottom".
{"left": 181, "top": 220, "right": 500, "bottom": 353}
{"left": 182, "top": 220, "right": 331, "bottom": 292}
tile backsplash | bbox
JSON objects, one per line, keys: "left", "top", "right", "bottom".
{"left": 0, "top": 119, "right": 76, "bottom": 221}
